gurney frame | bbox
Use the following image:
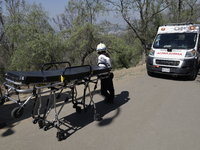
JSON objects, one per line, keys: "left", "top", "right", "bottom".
{"left": 0, "top": 62, "right": 110, "bottom": 141}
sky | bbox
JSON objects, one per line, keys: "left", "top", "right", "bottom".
{"left": 31, "top": 0, "right": 126, "bottom": 29}
{"left": 1, "top": 0, "right": 126, "bottom": 30}
{"left": 32, "top": 0, "right": 70, "bottom": 18}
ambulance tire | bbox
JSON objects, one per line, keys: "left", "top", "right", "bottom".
{"left": 189, "top": 67, "right": 198, "bottom": 81}
{"left": 147, "top": 71, "right": 154, "bottom": 77}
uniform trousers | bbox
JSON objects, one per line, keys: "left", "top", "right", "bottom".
{"left": 101, "top": 73, "right": 114, "bottom": 101}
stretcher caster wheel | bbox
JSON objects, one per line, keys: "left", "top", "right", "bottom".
{"left": 32, "top": 119, "right": 38, "bottom": 124}
{"left": 57, "top": 132, "right": 65, "bottom": 141}
{"left": 73, "top": 103, "right": 77, "bottom": 108}
{"left": 76, "top": 106, "right": 81, "bottom": 113}
{"left": 94, "top": 113, "right": 102, "bottom": 121}
{"left": 43, "top": 125, "right": 49, "bottom": 131}
{"left": 11, "top": 107, "right": 24, "bottom": 118}
{"left": 0, "top": 96, "right": 5, "bottom": 106}
{"left": 38, "top": 120, "right": 44, "bottom": 129}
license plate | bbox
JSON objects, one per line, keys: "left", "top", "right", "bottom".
{"left": 162, "top": 68, "right": 170, "bottom": 72}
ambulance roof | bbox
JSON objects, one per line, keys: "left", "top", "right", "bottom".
{"left": 157, "top": 23, "right": 200, "bottom": 34}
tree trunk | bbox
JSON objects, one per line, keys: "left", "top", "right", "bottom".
{"left": 142, "top": 50, "right": 146, "bottom": 64}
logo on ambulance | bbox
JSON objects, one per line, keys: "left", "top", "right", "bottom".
{"left": 157, "top": 52, "right": 182, "bottom": 56}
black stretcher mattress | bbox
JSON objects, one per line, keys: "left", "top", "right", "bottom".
{"left": 5, "top": 66, "right": 109, "bottom": 84}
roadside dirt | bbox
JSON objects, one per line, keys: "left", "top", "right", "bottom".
{"left": 113, "top": 64, "right": 146, "bottom": 85}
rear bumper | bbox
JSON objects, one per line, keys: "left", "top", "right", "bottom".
{"left": 146, "top": 56, "right": 197, "bottom": 76}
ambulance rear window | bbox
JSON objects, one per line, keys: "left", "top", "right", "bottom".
{"left": 153, "top": 33, "right": 197, "bottom": 49}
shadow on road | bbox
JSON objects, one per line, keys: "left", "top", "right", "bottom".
{"left": 58, "top": 91, "right": 130, "bottom": 140}
{"left": 0, "top": 89, "right": 130, "bottom": 141}
{"left": 0, "top": 89, "right": 76, "bottom": 136}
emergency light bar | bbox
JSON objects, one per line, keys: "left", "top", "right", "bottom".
{"left": 160, "top": 26, "right": 196, "bottom": 32}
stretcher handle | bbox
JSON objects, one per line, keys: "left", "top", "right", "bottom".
{"left": 63, "top": 65, "right": 92, "bottom": 77}
{"left": 41, "top": 61, "right": 71, "bottom": 73}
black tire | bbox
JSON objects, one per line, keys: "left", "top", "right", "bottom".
{"left": 94, "top": 113, "right": 102, "bottom": 121}
{"left": 43, "top": 125, "right": 48, "bottom": 131}
{"left": 147, "top": 71, "right": 154, "bottom": 77}
{"left": 11, "top": 107, "right": 24, "bottom": 118}
{"left": 76, "top": 106, "right": 82, "bottom": 113}
{"left": 189, "top": 67, "right": 198, "bottom": 80}
{"left": 38, "top": 119, "right": 44, "bottom": 129}
{"left": 0, "top": 96, "right": 5, "bottom": 106}
{"left": 32, "top": 119, "right": 38, "bottom": 124}
{"left": 57, "top": 132, "right": 65, "bottom": 141}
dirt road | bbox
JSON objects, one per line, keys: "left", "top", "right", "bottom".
{"left": 1, "top": 64, "right": 200, "bottom": 150}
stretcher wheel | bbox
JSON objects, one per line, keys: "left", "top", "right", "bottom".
{"left": 94, "top": 113, "right": 102, "bottom": 121}
{"left": 0, "top": 96, "right": 5, "bottom": 106}
{"left": 11, "top": 107, "right": 24, "bottom": 118}
{"left": 32, "top": 119, "right": 38, "bottom": 124}
{"left": 38, "top": 119, "right": 44, "bottom": 129}
{"left": 57, "top": 132, "right": 65, "bottom": 141}
{"left": 76, "top": 106, "right": 81, "bottom": 113}
{"left": 73, "top": 103, "right": 77, "bottom": 108}
{"left": 43, "top": 125, "right": 49, "bottom": 131}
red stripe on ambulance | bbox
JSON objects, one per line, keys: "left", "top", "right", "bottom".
{"left": 157, "top": 52, "right": 182, "bottom": 56}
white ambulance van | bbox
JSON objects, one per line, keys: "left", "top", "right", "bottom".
{"left": 146, "top": 23, "right": 200, "bottom": 80}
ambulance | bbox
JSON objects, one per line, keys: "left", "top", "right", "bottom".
{"left": 146, "top": 23, "right": 200, "bottom": 80}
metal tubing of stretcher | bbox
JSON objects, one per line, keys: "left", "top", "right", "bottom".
{"left": 43, "top": 96, "right": 52, "bottom": 120}
{"left": 20, "top": 94, "right": 35, "bottom": 107}
{"left": 43, "top": 91, "right": 54, "bottom": 120}
{"left": 5, "top": 80, "right": 63, "bottom": 92}
{"left": 84, "top": 81, "right": 97, "bottom": 113}
{"left": 46, "top": 88, "right": 73, "bottom": 126}
{"left": 7, "top": 97, "right": 19, "bottom": 103}
{"left": 53, "top": 91, "right": 60, "bottom": 129}
{"left": 41, "top": 61, "right": 71, "bottom": 73}
{"left": 5, "top": 82, "right": 33, "bottom": 93}
{"left": 5, "top": 79, "right": 22, "bottom": 85}
{"left": 38, "top": 90, "right": 42, "bottom": 118}
{"left": 43, "top": 88, "right": 65, "bottom": 122}
{"left": 5, "top": 78, "right": 88, "bottom": 94}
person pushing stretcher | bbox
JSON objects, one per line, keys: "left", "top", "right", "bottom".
{"left": 96, "top": 43, "right": 115, "bottom": 103}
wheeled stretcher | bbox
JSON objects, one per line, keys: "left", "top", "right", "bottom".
{"left": 0, "top": 61, "right": 110, "bottom": 141}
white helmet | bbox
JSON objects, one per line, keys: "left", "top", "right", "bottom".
{"left": 96, "top": 43, "right": 106, "bottom": 52}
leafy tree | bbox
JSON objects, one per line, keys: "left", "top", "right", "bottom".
{"left": 65, "top": 23, "right": 99, "bottom": 65}
{"left": 106, "top": 0, "right": 171, "bottom": 64}
{"left": 54, "top": 0, "right": 108, "bottom": 31}
{"left": 5, "top": 1, "right": 65, "bottom": 71}
{"left": 96, "top": 36, "right": 140, "bottom": 69}
{"left": 0, "top": 0, "right": 8, "bottom": 86}
{"left": 54, "top": 0, "right": 109, "bottom": 65}
{"left": 164, "top": 0, "right": 200, "bottom": 23}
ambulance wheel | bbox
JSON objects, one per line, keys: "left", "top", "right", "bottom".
{"left": 57, "top": 132, "right": 65, "bottom": 141}
{"left": 147, "top": 71, "right": 154, "bottom": 77}
{"left": 189, "top": 67, "right": 197, "bottom": 80}
{"left": 0, "top": 96, "right": 5, "bottom": 106}
{"left": 76, "top": 106, "right": 81, "bottom": 113}
{"left": 11, "top": 107, "right": 24, "bottom": 118}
